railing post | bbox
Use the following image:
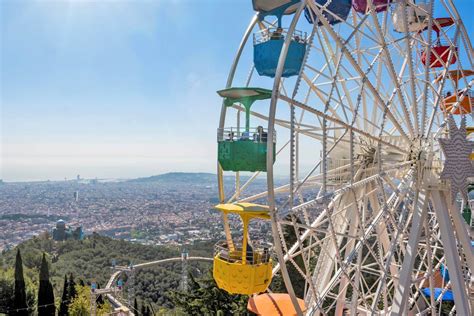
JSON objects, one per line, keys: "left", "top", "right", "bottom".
{"left": 241, "top": 215, "right": 249, "bottom": 265}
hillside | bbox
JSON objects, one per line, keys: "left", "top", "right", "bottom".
{"left": 0, "top": 233, "right": 214, "bottom": 310}
{"left": 129, "top": 172, "right": 216, "bottom": 183}
{"left": 128, "top": 172, "right": 269, "bottom": 185}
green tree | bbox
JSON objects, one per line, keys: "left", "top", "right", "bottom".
{"left": 58, "top": 274, "right": 69, "bottom": 316}
{"left": 95, "top": 284, "right": 104, "bottom": 307}
{"left": 170, "top": 271, "right": 249, "bottom": 315}
{"left": 37, "top": 253, "right": 55, "bottom": 315}
{"left": 68, "top": 273, "right": 77, "bottom": 300}
{"left": 69, "top": 285, "right": 111, "bottom": 316}
{"left": 0, "top": 267, "right": 36, "bottom": 315}
{"left": 12, "top": 249, "right": 28, "bottom": 316}
{"left": 68, "top": 285, "right": 89, "bottom": 316}
{"left": 133, "top": 298, "right": 139, "bottom": 315}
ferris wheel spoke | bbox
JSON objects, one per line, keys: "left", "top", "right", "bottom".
{"left": 419, "top": 0, "right": 436, "bottom": 136}
{"left": 305, "top": 169, "right": 416, "bottom": 313}
{"left": 279, "top": 95, "right": 410, "bottom": 155}
{"left": 300, "top": 72, "right": 375, "bottom": 133}
{"left": 309, "top": 3, "right": 412, "bottom": 142}
{"left": 292, "top": 162, "right": 413, "bottom": 214}
{"left": 423, "top": 190, "right": 471, "bottom": 315}
{"left": 274, "top": 163, "right": 414, "bottom": 276}
{"left": 367, "top": 6, "right": 417, "bottom": 137}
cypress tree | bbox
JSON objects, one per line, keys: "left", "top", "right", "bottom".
{"left": 140, "top": 302, "right": 146, "bottom": 316}
{"left": 96, "top": 284, "right": 104, "bottom": 306}
{"left": 12, "top": 249, "right": 28, "bottom": 316}
{"left": 37, "top": 253, "right": 55, "bottom": 315}
{"left": 58, "top": 274, "right": 69, "bottom": 316}
{"left": 133, "top": 298, "right": 138, "bottom": 315}
{"left": 68, "top": 274, "right": 77, "bottom": 300}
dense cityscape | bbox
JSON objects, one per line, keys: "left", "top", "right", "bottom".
{"left": 0, "top": 173, "right": 274, "bottom": 252}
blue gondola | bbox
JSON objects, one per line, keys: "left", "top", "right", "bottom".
{"left": 252, "top": 0, "right": 307, "bottom": 78}
{"left": 440, "top": 264, "right": 450, "bottom": 283}
{"left": 421, "top": 288, "right": 454, "bottom": 301}
{"left": 304, "top": 0, "right": 352, "bottom": 25}
{"left": 254, "top": 30, "right": 306, "bottom": 78}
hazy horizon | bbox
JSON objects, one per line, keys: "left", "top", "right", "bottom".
{"left": 2, "top": 0, "right": 473, "bottom": 182}
{"left": 1, "top": 0, "right": 252, "bottom": 182}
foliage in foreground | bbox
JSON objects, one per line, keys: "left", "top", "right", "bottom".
{"left": 37, "top": 253, "right": 55, "bottom": 315}
{"left": 170, "top": 271, "right": 250, "bottom": 315}
{"left": 1, "top": 233, "right": 213, "bottom": 310}
{"left": 68, "top": 285, "right": 111, "bottom": 316}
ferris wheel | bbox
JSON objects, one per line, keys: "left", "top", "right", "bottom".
{"left": 212, "top": 0, "right": 474, "bottom": 315}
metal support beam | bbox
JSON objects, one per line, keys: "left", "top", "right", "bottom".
{"left": 391, "top": 189, "right": 429, "bottom": 315}
{"left": 430, "top": 190, "right": 471, "bottom": 315}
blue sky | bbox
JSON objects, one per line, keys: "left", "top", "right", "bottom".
{"left": 1, "top": 0, "right": 473, "bottom": 181}
{"left": 1, "top": 0, "right": 255, "bottom": 181}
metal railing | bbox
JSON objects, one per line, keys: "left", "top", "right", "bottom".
{"left": 217, "top": 127, "right": 276, "bottom": 143}
{"left": 321, "top": 158, "right": 353, "bottom": 185}
{"left": 253, "top": 27, "right": 307, "bottom": 45}
{"left": 214, "top": 240, "right": 272, "bottom": 265}
{"left": 443, "top": 89, "right": 474, "bottom": 99}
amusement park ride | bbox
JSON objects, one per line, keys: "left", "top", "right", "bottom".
{"left": 99, "top": 1, "right": 473, "bottom": 315}
{"left": 212, "top": 0, "right": 474, "bottom": 315}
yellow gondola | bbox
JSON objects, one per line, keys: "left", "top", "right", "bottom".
{"left": 213, "top": 203, "right": 273, "bottom": 295}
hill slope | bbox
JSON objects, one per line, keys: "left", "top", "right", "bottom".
{"left": 129, "top": 172, "right": 216, "bottom": 183}
{"left": 0, "top": 234, "right": 213, "bottom": 309}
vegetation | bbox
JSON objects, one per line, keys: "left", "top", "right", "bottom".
{"left": 170, "top": 272, "right": 250, "bottom": 315}
{"left": 68, "top": 285, "right": 110, "bottom": 316}
{"left": 58, "top": 275, "right": 69, "bottom": 316}
{"left": 37, "top": 253, "right": 55, "bottom": 315}
{"left": 0, "top": 267, "right": 36, "bottom": 315}
{"left": 13, "top": 249, "right": 28, "bottom": 315}
{"left": 0, "top": 233, "right": 213, "bottom": 312}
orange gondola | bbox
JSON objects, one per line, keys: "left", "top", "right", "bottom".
{"left": 440, "top": 90, "right": 473, "bottom": 115}
{"left": 438, "top": 69, "right": 474, "bottom": 115}
{"left": 247, "top": 293, "right": 306, "bottom": 316}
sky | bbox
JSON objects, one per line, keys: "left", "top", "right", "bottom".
{"left": 1, "top": 0, "right": 473, "bottom": 181}
{"left": 1, "top": 0, "right": 256, "bottom": 181}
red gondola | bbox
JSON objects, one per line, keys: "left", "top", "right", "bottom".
{"left": 421, "top": 45, "right": 457, "bottom": 68}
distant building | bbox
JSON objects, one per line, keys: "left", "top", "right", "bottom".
{"left": 52, "top": 219, "right": 84, "bottom": 241}
{"left": 74, "top": 191, "right": 79, "bottom": 202}
{"left": 77, "top": 175, "right": 81, "bottom": 181}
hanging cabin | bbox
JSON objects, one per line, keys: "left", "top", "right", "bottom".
{"left": 353, "top": 0, "right": 391, "bottom": 14}
{"left": 392, "top": 0, "right": 430, "bottom": 33}
{"left": 253, "top": 0, "right": 307, "bottom": 78}
{"left": 212, "top": 203, "right": 273, "bottom": 295}
{"left": 217, "top": 87, "right": 276, "bottom": 172}
{"left": 304, "top": 0, "right": 352, "bottom": 26}
{"left": 420, "top": 17, "right": 457, "bottom": 68}
{"left": 437, "top": 70, "right": 474, "bottom": 115}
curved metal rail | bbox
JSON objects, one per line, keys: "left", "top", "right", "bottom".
{"left": 105, "top": 256, "right": 213, "bottom": 314}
